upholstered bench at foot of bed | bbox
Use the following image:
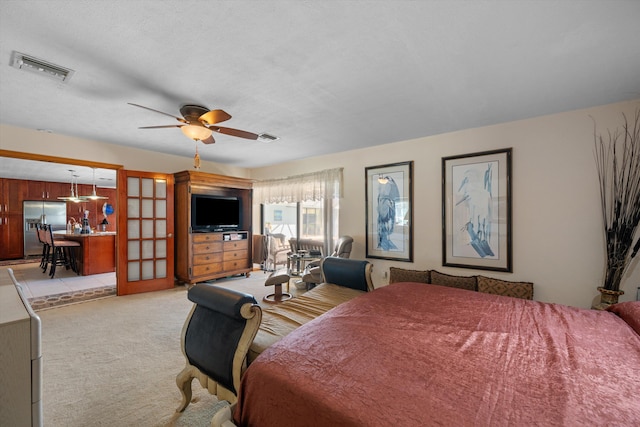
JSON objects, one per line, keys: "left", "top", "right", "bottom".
{"left": 176, "top": 284, "right": 262, "bottom": 413}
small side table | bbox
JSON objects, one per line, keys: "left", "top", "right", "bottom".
{"left": 287, "top": 252, "right": 321, "bottom": 276}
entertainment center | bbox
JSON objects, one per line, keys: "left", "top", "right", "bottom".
{"left": 174, "top": 170, "right": 253, "bottom": 285}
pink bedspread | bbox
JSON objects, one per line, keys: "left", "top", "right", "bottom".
{"left": 235, "top": 283, "right": 640, "bottom": 426}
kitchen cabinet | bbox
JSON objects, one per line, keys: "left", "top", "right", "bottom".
{"left": 26, "top": 180, "right": 69, "bottom": 201}
{"left": 0, "top": 179, "right": 27, "bottom": 259}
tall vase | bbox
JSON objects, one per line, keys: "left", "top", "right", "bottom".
{"left": 592, "top": 287, "right": 624, "bottom": 310}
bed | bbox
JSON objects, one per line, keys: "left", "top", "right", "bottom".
{"left": 233, "top": 282, "right": 640, "bottom": 426}
{"left": 249, "top": 282, "right": 366, "bottom": 363}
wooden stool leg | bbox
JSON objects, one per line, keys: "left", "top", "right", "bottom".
{"left": 273, "top": 283, "right": 283, "bottom": 298}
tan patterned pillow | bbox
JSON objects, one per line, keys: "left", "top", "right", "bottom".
{"left": 388, "top": 267, "right": 430, "bottom": 284}
{"left": 429, "top": 270, "right": 477, "bottom": 291}
{"left": 477, "top": 276, "right": 534, "bottom": 300}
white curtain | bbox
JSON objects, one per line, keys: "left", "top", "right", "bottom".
{"left": 253, "top": 168, "right": 343, "bottom": 204}
{"left": 254, "top": 168, "right": 343, "bottom": 255}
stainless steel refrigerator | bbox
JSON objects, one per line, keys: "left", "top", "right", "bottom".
{"left": 23, "top": 201, "right": 67, "bottom": 257}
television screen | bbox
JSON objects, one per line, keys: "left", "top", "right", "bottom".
{"left": 192, "top": 195, "right": 241, "bottom": 231}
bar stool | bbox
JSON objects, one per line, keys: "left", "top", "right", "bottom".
{"left": 44, "top": 224, "right": 81, "bottom": 278}
{"left": 36, "top": 223, "right": 51, "bottom": 272}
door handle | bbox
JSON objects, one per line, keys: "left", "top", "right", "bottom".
{"left": 167, "top": 233, "right": 173, "bottom": 238}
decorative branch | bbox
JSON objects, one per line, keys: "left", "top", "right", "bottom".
{"left": 594, "top": 108, "right": 640, "bottom": 291}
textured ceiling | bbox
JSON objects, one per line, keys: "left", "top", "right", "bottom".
{"left": 1, "top": 0, "right": 639, "bottom": 182}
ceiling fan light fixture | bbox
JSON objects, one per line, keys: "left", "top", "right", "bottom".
{"left": 181, "top": 124, "right": 212, "bottom": 141}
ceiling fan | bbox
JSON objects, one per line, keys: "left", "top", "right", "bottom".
{"left": 128, "top": 103, "right": 260, "bottom": 145}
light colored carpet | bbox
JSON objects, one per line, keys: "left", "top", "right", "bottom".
{"left": 36, "top": 272, "right": 302, "bottom": 427}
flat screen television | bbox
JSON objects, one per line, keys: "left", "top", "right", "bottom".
{"left": 191, "top": 194, "right": 241, "bottom": 232}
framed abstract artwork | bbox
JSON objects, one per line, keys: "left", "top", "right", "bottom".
{"left": 442, "top": 148, "right": 512, "bottom": 272}
{"left": 365, "top": 161, "right": 413, "bottom": 262}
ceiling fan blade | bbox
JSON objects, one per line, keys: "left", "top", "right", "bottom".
{"left": 201, "top": 135, "right": 216, "bottom": 144}
{"left": 199, "top": 109, "right": 232, "bottom": 125}
{"left": 138, "top": 125, "right": 183, "bottom": 129}
{"left": 211, "top": 126, "right": 259, "bottom": 140}
{"left": 128, "top": 103, "right": 187, "bottom": 123}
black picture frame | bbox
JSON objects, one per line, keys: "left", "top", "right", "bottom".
{"left": 365, "top": 161, "right": 413, "bottom": 262}
{"left": 442, "top": 148, "right": 512, "bottom": 272}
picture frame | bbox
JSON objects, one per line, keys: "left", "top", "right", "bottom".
{"left": 365, "top": 161, "right": 413, "bottom": 262}
{"left": 442, "top": 148, "right": 512, "bottom": 272}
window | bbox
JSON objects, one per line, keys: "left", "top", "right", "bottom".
{"left": 262, "top": 199, "right": 325, "bottom": 242}
{"left": 254, "top": 167, "right": 343, "bottom": 255}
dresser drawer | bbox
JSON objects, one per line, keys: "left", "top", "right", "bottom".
{"left": 193, "top": 252, "right": 223, "bottom": 265}
{"left": 223, "top": 250, "right": 247, "bottom": 262}
{"left": 223, "top": 259, "right": 248, "bottom": 271}
{"left": 193, "top": 233, "right": 223, "bottom": 243}
{"left": 223, "top": 239, "right": 248, "bottom": 251}
{"left": 192, "top": 263, "right": 223, "bottom": 277}
{"left": 192, "top": 241, "right": 223, "bottom": 255}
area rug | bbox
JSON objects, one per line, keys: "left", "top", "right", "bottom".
{"left": 28, "top": 285, "right": 116, "bottom": 311}
{"left": 0, "top": 257, "right": 40, "bottom": 267}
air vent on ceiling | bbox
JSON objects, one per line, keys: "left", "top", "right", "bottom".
{"left": 258, "top": 133, "right": 279, "bottom": 143}
{"left": 10, "top": 51, "right": 74, "bottom": 83}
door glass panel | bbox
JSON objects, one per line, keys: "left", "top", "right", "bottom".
{"left": 128, "top": 262, "right": 140, "bottom": 281}
{"left": 128, "top": 198, "right": 140, "bottom": 217}
{"left": 127, "top": 177, "right": 140, "bottom": 197}
{"left": 156, "top": 240, "right": 166, "bottom": 258}
{"left": 156, "top": 260, "right": 167, "bottom": 278}
{"left": 142, "top": 199, "right": 154, "bottom": 218}
{"left": 156, "top": 180, "right": 167, "bottom": 198}
{"left": 155, "top": 220, "right": 166, "bottom": 238}
{"left": 141, "top": 240, "right": 154, "bottom": 258}
{"left": 141, "top": 260, "right": 154, "bottom": 280}
{"left": 141, "top": 220, "right": 154, "bottom": 238}
{"left": 141, "top": 178, "right": 154, "bottom": 197}
{"left": 155, "top": 200, "right": 166, "bottom": 218}
{"left": 127, "top": 219, "right": 140, "bottom": 239}
{"left": 128, "top": 241, "right": 140, "bottom": 260}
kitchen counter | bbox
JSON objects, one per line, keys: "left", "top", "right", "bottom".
{"left": 55, "top": 232, "right": 116, "bottom": 276}
{"left": 53, "top": 230, "right": 116, "bottom": 237}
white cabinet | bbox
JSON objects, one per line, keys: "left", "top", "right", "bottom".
{"left": 0, "top": 271, "right": 42, "bottom": 427}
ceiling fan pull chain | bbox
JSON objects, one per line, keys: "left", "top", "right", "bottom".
{"left": 193, "top": 142, "right": 201, "bottom": 170}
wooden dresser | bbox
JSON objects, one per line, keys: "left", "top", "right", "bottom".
{"left": 174, "top": 171, "right": 253, "bottom": 284}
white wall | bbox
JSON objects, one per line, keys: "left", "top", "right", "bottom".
{"left": 2, "top": 101, "right": 639, "bottom": 308}
{"left": 0, "top": 124, "right": 250, "bottom": 179}
{"left": 250, "top": 99, "right": 640, "bottom": 308}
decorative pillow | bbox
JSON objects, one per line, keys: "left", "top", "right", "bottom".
{"left": 477, "top": 276, "right": 534, "bottom": 300}
{"left": 606, "top": 301, "right": 640, "bottom": 335}
{"left": 429, "top": 270, "right": 477, "bottom": 291}
{"left": 388, "top": 267, "right": 430, "bottom": 284}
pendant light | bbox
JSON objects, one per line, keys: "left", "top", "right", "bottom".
{"left": 58, "top": 170, "right": 81, "bottom": 202}
{"left": 79, "top": 168, "right": 108, "bottom": 200}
